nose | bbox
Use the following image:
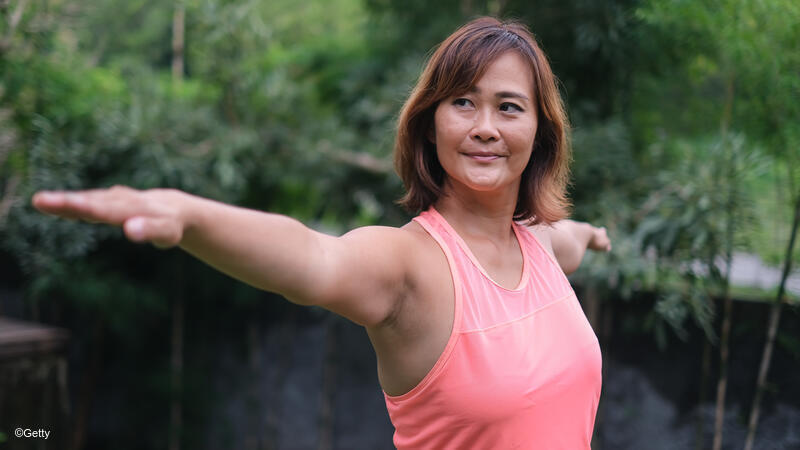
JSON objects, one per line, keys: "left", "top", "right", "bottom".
{"left": 471, "top": 109, "right": 499, "bottom": 143}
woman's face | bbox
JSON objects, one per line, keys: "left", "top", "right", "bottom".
{"left": 432, "top": 51, "right": 537, "bottom": 197}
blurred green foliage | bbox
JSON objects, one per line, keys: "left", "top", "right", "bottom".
{"left": 1, "top": 0, "right": 799, "bottom": 447}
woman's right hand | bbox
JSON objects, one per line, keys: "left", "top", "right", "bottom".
{"left": 32, "top": 185, "right": 412, "bottom": 328}
{"left": 32, "top": 186, "right": 187, "bottom": 249}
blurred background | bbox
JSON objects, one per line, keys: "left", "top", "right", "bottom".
{"left": 0, "top": 0, "right": 799, "bottom": 449}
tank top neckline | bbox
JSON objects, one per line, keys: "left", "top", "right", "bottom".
{"left": 427, "top": 206, "right": 530, "bottom": 292}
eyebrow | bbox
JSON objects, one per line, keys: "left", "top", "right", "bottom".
{"left": 469, "top": 86, "right": 530, "bottom": 101}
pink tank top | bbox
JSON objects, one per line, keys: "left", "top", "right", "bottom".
{"left": 383, "top": 208, "right": 602, "bottom": 449}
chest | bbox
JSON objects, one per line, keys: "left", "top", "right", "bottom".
{"left": 467, "top": 239, "right": 525, "bottom": 290}
{"left": 370, "top": 219, "right": 576, "bottom": 399}
{"left": 433, "top": 295, "right": 602, "bottom": 419}
{"left": 384, "top": 293, "right": 603, "bottom": 450}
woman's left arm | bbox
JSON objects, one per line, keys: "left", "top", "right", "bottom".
{"left": 540, "top": 220, "right": 611, "bottom": 275}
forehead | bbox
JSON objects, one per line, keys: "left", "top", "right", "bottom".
{"left": 471, "top": 51, "right": 534, "bottom": 97}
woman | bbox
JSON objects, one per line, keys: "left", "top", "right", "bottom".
{"left": 33, "top": 17, "right": 609, "bottom": 449}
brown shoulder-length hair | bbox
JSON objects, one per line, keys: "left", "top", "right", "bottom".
{"left": 394, "top": 17, "right": 571, "bottom": 225}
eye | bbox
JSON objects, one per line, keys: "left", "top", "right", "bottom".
{"left": 499, "top": 102, "right": 524, "bottom": 113}
{"left": 453, "top": 98, "right": 474, "bottom": 108}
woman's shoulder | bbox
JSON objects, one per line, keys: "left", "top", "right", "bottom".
{"left": 338, "top": 220, "right": 455, "bottom": 287}
{"left": 340, "top": 222, "right": 450, "bottom": 316}
{"left": 400, "top": 218, "right": 445, "bottom": 253}
{"left": 520, "top": 222, "right": 557, "bottom": 260}
{"left": 398, "top": 220, "right": 452, "bottom": 277}
{"left": 340, "top": 222, "right": 425, "bottom": 247}
{"left": 336, "top": 221, "right": 438, "bottom": 268}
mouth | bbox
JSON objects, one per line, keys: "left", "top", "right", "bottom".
{"left": 462, "top": 152, "right": 505, "bottom": 162}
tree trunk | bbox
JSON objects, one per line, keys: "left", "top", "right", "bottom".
{"left": 168, "top": 6, "right": 186, "bottom": 446}
{"left": 318, "top": 314, "right": 338, "bottom": 450}
{"left": 591, "top": 295, "right": 614, "bottom": 450}
{"left": 71, "top": 318, "right": 104, "bottom": 450}
{"left": 487, "top": 0, "right": 508, "bottom": 17}
{"left": 264, "top": 307, "right": 296, "bottom": 449}
{"left": 459, "top": 0, "right": 473, "bottom": 16}
{"left": 245, "top": 318, "right": 264, "bottom": 450}
{"left": 585, "top": 285, "right": 600, "bottom": 331}
{"left": 171, "top": 3, "right": 184, "bottom": 83}
{"left": 744, "top": 189, "right": 800, "bottom": 450}
{"left": 695, "top": 339, "right": 711, "bottom": 450}
{"left": 169, "top": 259, "right": 184, "bottom": 450}
{"left": 584, "top": 285, "right": 602, "bottom": 449}
{"left": 0, "top": 174, "right": 20, "bottom": 224}
{"left": 0, "top": 0, "right": 29, "bottom": 52}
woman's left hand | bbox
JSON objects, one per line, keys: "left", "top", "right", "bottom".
{"left": 588, "top": 226, "right": 611, "bottom": 252}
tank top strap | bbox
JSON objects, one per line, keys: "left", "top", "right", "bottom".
{"left": 411, "top": 210, "right": 465, "bottom": 337}
{"left": 414, "top": 208, "right": 574, "bottom": 331}
{"left": 512, "top": 221, "right": 562, "bottom": 271}
{"left": 513, "top": 222, "right": 575, "bottom": 301}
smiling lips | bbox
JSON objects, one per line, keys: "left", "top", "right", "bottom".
{"left": 463, "top": 152, "right": 504, "bottom": 162}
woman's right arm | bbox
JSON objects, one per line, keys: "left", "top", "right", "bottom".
{"left": 32, "top": 186, "right": 412, "bottom": 328}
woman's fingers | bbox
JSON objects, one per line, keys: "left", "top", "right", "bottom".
{"left": 33, "top": 187, "right": 139, "bottom": 224}
{"left": 123, "top": 216, "right": 183, "bottom": 249}
{"left": 33, "top": 186, "right": 183, "bottom": 249}
{"left": 590, "top": 226, "right": 612, "bottom": 252}
{"left": 33, "top": 191, "right": 99, "bottom": 221}
{"left": 33, "top": 191, "right": 72, "bottom": 216}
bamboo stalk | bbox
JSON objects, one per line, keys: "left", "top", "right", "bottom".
{"left": 711, "top": 295, "right": 732, "bottom": 450}
{"left": 712, "top": 73, "right": 737, "bottom": 450}
{"left": 744, "top": 189, "right": 800, "bottom": 450}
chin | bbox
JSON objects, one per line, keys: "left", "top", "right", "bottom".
{"left": 444, "top": 171, "right": 516, "bottom": 194}
{"left": 463, "top": 179, "right": 507, "bottom": 192}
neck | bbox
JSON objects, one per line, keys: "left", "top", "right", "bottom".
{"left": 433, "top": 177, "right": 519, "bottom": 242}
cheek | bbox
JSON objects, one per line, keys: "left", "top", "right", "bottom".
{"left": 509, "top": 129, "right": 536, "bottom": 170}
{"left": 511, "top": 127, "right": 536, "bottom": 154}
{"left": 433, "top": 118, "right": 456, "bottom": 145}
{"left": 433, "top": 108, "right": 473, "bottom": 146}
